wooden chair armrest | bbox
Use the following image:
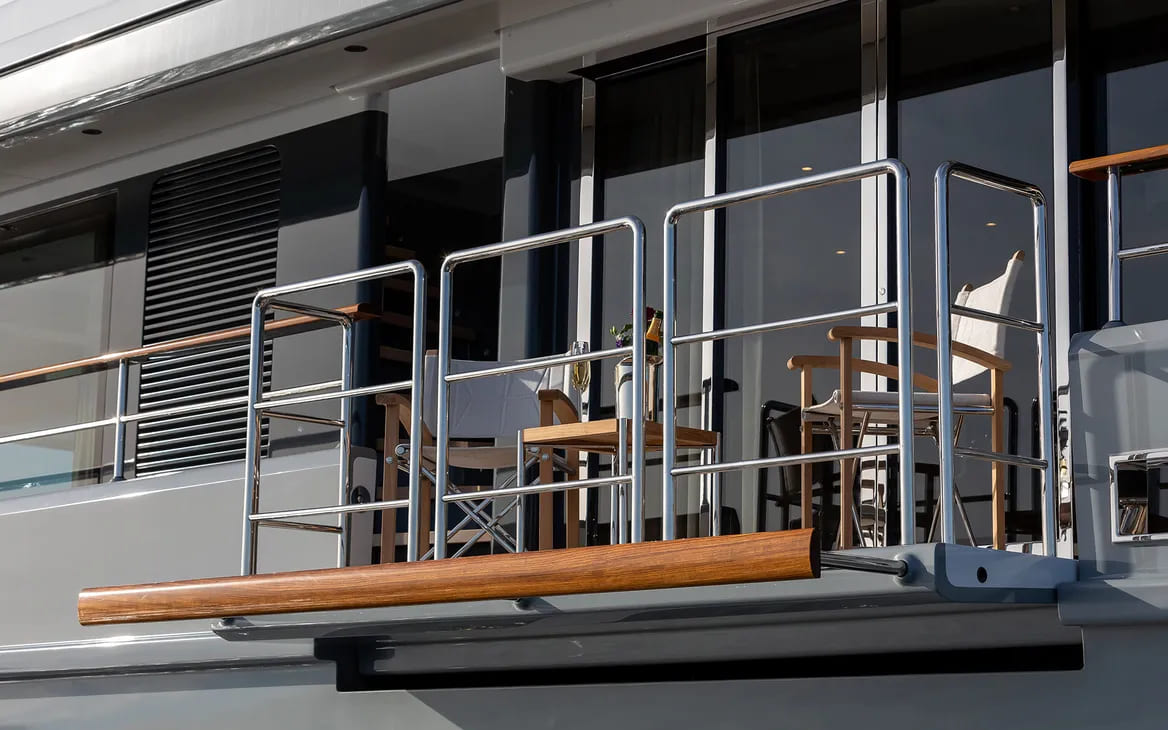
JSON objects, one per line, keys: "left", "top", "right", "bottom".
{"left": 786, "top": 354, "right": 938, "bottom": 393}
{"left": 538, "top": 389, "right": 580, "bottom": 425}
{"left": 375, "top": 393, "right": 435, "bottom": 443}
{"left": 826, "top": 326, "right": 1011, "bottom": 372}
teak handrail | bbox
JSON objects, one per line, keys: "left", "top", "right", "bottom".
{"left": 77, "top": 529, "right": 819, "bottom": 625}
{"left": 1069, "top": 144, "right": 1168, "bottom": 182}
{"left": 0, "top": 303, "right": 380, "bottom": 391}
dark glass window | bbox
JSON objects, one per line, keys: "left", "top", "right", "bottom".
{"left": 894, "top": 0, "right": 1052, "bottom": 544}
{"left": 1081, "top": 0, "right": 1168, "bottom": 326}
{"left": 0, "top": 194, "right": 114, "bottom": 288}
{"left": 719, "top": 3, "right": 863, "bottom": 537}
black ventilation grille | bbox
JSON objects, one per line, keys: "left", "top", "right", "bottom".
{"left": 136, "top": 146, "right": 281, "bottom": 475}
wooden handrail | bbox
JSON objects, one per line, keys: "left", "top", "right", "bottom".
{"left": 0, "top": 303, "right": 379, "bottom": 391}
{"left": 77, "top": 529, "right": 819, "bottom": 625}
{"left": 1069, "top": 144, "right": 1168, "bottom": 182}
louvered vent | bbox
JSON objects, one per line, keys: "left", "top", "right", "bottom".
{"left": 136, "top": 146, "right": 280, "bottom": 475}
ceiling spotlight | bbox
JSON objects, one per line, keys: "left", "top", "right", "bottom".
{"left": 801, "top": 166, "right": 814, "bottom": 172}
{"left": 985, "top": 221, "right": 998, "bottom": 227}
{"left": 81, "top": 128, "right": 103, "bottom": 136}
{"left": 835, "top": 249, "right": 847, "bottom": 255}
{"left": 344, "top": 44, "right": 368, "bottom": 53}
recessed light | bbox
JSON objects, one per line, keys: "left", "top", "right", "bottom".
{"left": 835, "top": 249, "right": 847, "bottom": 255}
{"left": 344, "top": 44, "right": 368, "bottom": 53}
{"left": 985, "top": 221, "right": 998, "bottom": 227}
{"left": 81, "top": 128, "right": 103, "bottom": 136}
{"left": 801, "top": 166, "right": 814, "bottom": 172}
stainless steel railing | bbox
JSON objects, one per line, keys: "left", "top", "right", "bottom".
{"left": 241, "top": 260, "right": 425, "bottom": 574}
{"left": 0, "top": 312, "right": 352, "bottom": 485}
{"left": 662, "top": 160, "right": 916, "bottom": 544}
{"left": 433, "top": 218, "right": 647, "bottom": 557}
{"left": 933, "top": 162, "right": 1057, "bottom": 555}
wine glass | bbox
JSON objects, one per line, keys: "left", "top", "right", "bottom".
{"left": 568, "top": 341, "right": 591, "bottom": 396}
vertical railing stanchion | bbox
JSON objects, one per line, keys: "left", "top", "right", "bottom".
{"left": 405, "top": 261, "right": 426, "bottom": 562}
{"left": 336, "top": 319, "right": 354, "bottom": 568}
{"left": 1106, "top": 166, "right": 1123, "bottom": 325}
{"left": 514, "top": 431, "right": 526, "bottom": 552}
{"left": 434, "top": 262, "right": 454, "bottom": 561}
{"left": 892, "top": 160, "right": 916, "bottom": 546}
{"left": 934, "top": 165, "right": 957, "bottom": 545}
{"left": 662, "top": 214, "right": 678, "bottom": 541}
{"left": 241, "top": 296, "right": 268, "bottom": 576}
{"left": 629, "top": 218, "right": 647, "bottom": 544}
{"left": 1033, "top": 195, "right": 1058, "bottom": 556}
{"left": 112, "top": 359, "right": 129, "bottom": 482}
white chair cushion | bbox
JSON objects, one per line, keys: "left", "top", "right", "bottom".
{"left": 803, "top": 389, "right": 993, "bottom": 424}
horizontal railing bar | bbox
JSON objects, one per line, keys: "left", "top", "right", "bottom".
{"left": 0, "top": 417, "right": 117, "bottom": 446}
{"left": 254, "top": 519, "right": 343, "bottom": 534}
{"left": 673, "top": 303, "right": 897, "bottom": 346}
{"left": 263, "top": 411, "right": 345, "bottom": 428}
{"left": 265, "top": 299, "right": 354, "bottom": 324}
{"left": 444, "top": 347, "right": 632, "bottom": 383}
{"left": 821, "top": 552, "right": 909, "bottom": 577}
{"left": 255, "top": 260, "right": 422, "bottom": 300}
{"left": 667, "top": 160, "right": 904, "bottom": 221}
{"left": 253, "top": 380, "right": 412, "bottom": 410}
{"left": 1116, "top": 241, "right": 1168, "bottom": 261}
{"left": 251, "top": 499, "right": 410, "bottom": 521}
{"left": 673, "top": 444, "right": 898, "bottom": 477}
{"left": 953, "top": 446, "right": 1048, "bottom": 470}
{"left": 121, "top": 394, "right": 247, "bottom": 423}
{"left": 442, "top": 474, "right": 633, "bottom": 502}
{"left": 264, "top": 380, "right": 343, "bottom": 400}
{"left": 944, "top": 163, "right": 1046, "bottom": 202}
{"left": 950, "top": 305, "right": 1043, "bottom": 333}
{"left": 444, "top": 219, "right": 639, "bottom": 269}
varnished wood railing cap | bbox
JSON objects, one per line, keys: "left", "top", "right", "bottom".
{"left": 78, "top": 530, "right": 820, "bottom": 626}
{"left": 0, "top": 302, "right": 379, "bottom": 391}
{"left": 1070, "top": 144, "right": 1168, "bottom": 181}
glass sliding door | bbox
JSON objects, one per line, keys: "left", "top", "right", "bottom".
{"left": 893, "top": 0, "right": 1052, "bottom": 544}
{"left": 717, "top": 2, "right": 863, "bottom": 538}
{"left": 592, "top": 48, "right": 707, "bottom": 539}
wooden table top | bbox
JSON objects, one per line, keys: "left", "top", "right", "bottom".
{"left": 522, "top": 418, "right": 718, "bottom": 453}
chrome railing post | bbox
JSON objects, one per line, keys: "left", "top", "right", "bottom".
{"left": 629, "top": 217, "right": 647, "bottom": 544}
{"left": 662, "top": 212, "right": 679, "bottom": 541}
{"left": 891, "top": 159, "right": 916, "bottom": 546}
{"left": 111, "top": 358, "right": 129, "bottom": 482}
{"left": 405, "top": 261, "right": 426, "bottom": 562}
{"left": 1106, "top": 166, "right": 1123, "bottom": 324}
{"left": 434, "top": 262, "right": 454, "bottom": 561}
{"left": 241, "top": 295, "right": 268, "bottom": 576}
{"left": 934, "top": 163, "right": 956, "bottom": 544}
{"left": 336, "top": 318, "right": 354, "bottom": 568}
{"left": 1033, "top": 195, "right": 1058, "bottom": 556}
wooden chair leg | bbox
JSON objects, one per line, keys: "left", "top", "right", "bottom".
{"left": 991, "top": 368, "right": 1006, "bottom": 550}
{"left": 381, "top": 403, "right": 401, "bottom": 564}
{"left": 799, "top": 368, "right": 814, "bottom": 531}
{"left": 538, "top": 398, "right": 555, "bottom": 551}
{"left": 839, "top": 339, "right": 854, "bottom": 549}
{"left": 565, "top": 448, "right": 581, "bottom": 548}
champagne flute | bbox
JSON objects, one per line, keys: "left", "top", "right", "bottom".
{"left": 569, "top": 341, "right": 591, "bottom": 395}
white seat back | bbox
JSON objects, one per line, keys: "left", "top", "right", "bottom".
{"left": 421, "top": 354, "right": 565, "bottom": 440}
{"left": 951, "top": 250, "right": 1024, "bottom": 384}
